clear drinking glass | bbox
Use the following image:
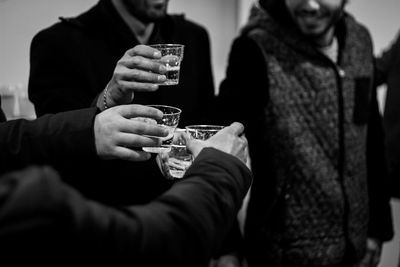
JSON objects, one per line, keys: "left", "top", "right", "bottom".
{"left": 142, "top": 105, "right": 182, "bottom": 153}
{"left": 157, "top": 129, "right": 193, "bottom": 180}
{"left": 185, "top": 125, "right": 225, "bottom": 140}
{"left": 150, "top": 44, "right": 184, "bottom": 86}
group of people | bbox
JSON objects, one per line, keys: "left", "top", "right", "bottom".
{"left": 0, "top": 0, "right": 399, "bottom": 266}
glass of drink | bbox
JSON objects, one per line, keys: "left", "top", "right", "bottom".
{"left": 142, "top": 105, "right": 182, "bottom": 153}
{"left": 150, "top": 44, "right": 184, "bottom": 85}
{"left": 185, "top": 125, "right": 225, "bottom": 140}
{"left": 157, "top": 129, "right": 193, "bottom": 180}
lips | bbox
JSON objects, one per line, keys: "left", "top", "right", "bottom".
{"left": 296, "top": 10, "right": 326, "bottom": 26}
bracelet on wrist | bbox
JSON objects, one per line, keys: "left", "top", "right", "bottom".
{"left": 103, "top": 87, "right": 109, "bottom": 110}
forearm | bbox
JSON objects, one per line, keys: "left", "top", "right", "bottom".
{"left": 128, "top": 148, "right": 252, "bottom": 266}
{"left": 0, "top": 107, "right": 98, "bottom": 174}
{"left": 366, "top": 91, "right": 394, "bottom": 242}
{"left": 0, "top": 149, "right": 252, "bottom": 266}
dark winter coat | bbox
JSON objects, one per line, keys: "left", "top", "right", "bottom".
{"left": 217, "top": 3, "right": 393, "bottom": 267}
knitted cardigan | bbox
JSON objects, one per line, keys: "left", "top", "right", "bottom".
{"left": 236, "top": 5, "right": 374, "bottom": 267}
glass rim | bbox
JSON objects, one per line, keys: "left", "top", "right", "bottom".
{"left": 147, "top": 104, "right": 182, "bottom": 115}
{"left": 185, "top": 125, "right": 225, "bottom": 131}
{"left": 149, "top": 44, "right": 185, "bottom": 48}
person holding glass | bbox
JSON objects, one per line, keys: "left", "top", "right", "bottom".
{"left": 28, "top": 0, "right": 215, "bottom": 126}
{"left": 27, "top": 0, "right": 217, "bottom": 209}
{"left": 0, "top": 94, "right": 252, "bottom": 266}
{"left": 214, "top": 0, "right": 393, "bottom": 266}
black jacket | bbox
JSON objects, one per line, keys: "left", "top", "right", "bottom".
{"left": 0, "top": 106, "right": 98, "bottom": 175}
{"left": 0, "top": 98, "right": 172, "bottom": 206}
{"left": 375, "top": 31, "right": 400, "bottom": 199}
{"left": 28, "top": 0, "right": 215, "bottom": 127}
{"left": 216, "top": 3, "right": 393, "bottom": 266}
{"left": 0, "top": 149, "right": 252, "bottom": 266}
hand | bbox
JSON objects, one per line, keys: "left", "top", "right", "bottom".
{"left": 356, "top": 238, "right": 382, "bottom": 267}
{"left": 186, "top": 122, "right": 249, "bottom": 165}
{"left": 208, "top": 254, "right": 242, "bottom": 267}
{"left": 94, "top": 104, "right": 169, "bottom": 161}
{"left": 98, "top": 45, "right": 167, "bottom": 110}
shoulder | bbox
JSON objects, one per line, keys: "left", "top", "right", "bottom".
{"left": 169, "top": 14, "right": 210, "bottom": 39}
{"left": 31, "top": 3, "right": 100, "bottom": 46}
{"left": 343, "top": 13, "right": 373, "bottom": 43}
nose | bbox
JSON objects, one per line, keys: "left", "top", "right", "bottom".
{"left": 303, "top": 0, "right": 321, "bottom": 12}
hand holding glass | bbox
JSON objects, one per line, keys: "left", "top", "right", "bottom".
{"left": 185, "top": 125, "right": 225, "bottom": 140}
{"left": 157, "top": 129, "right": 193, "bottom": 180}
{"left": 150, "top": 44, "right": 184, "bottom": 85}
{"left": 142, "top": 105, "right": 182, "bottom": 153}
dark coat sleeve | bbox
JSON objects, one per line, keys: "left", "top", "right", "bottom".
{"left": 0, "top": 148, "right": 252, "bottom": 266}
{"left": 216, "top": 36, "right": 269, "bottom": 127}
{"left": 194, "top": 24, "right": 216, "bottom": 124}
{"left": 28, "top": 24, "right": 101, "bottom": 116}
{"left": 0, "top": 107, "right": 98, "bottom": 175}
{"left": 366, "top": 86, "right": 394, "bottom": 242}
{"left": 214, "top": 36, "right": 268, "bottom": 258}
{"left": 375, "top": 31, "right": 400, "bottom": 86}
{"left": 0, "top": 98, "right": 6, "bottom": 122}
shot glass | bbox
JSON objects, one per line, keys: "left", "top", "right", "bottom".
{"left": 157, "top": 129, "right": 193, "bottom": 180}
{"left": 142, "top": 105, "right": 182, "bottom": 153}
{"left": 185, "top": 125, "right": 225, "bottom": 140}
{"left": 150, "top": 44, "right": 184, "bottom": 85}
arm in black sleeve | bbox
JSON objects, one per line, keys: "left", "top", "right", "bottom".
{"left": 375, "top": 31, "right": 400, "bottom": 86}
{"left": 0, "top": 107, "right": 98, "bottom": 174}
{"left": 214, "top": 35, "right": 268, "bottom": 259}
{"left": 366, "top": 86, "right": 394, "bottom": 242}
{"left": 198, "top": 27, "right": 217, "bottom": 123}
{"left": 216, "top": 35, "right": 269, "bottom": 127}
{"left": 28, "top": 27, "right": 96, "bottom": 116}
{"left": 0, "top": 148, "right": 252, "bottom": 266}
{"left": 0, "top": 98, "right": 6, "bottom": 122}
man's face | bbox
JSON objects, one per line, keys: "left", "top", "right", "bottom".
{"left": 285, "top": 0, "right": 345, "bottom": 40}
{"left": 122, "top": 0, "right": 169, "bottom": 22}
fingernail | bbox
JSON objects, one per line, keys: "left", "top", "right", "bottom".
{"left": 159, "top": 65, "right": 167, "bottom": 72}
{"left": 158, "top": 75, "right": 166, "bottom": 81}
{"left": 154, "top": 51, "right": 161, "bottom": 57}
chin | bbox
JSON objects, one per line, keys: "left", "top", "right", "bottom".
{"left": 299, "top": 25, "right": 327, "bottom": 38}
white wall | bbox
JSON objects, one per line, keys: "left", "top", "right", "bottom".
{"left": 0, "top": 0, "right": 97, "bottom": 88}
{"left": 168, "top": 0, "right": 239, "bottom": 93}
{"left": 0, "top": 0, "right": 238, "bottom": 98}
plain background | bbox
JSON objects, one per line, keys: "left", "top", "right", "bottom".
{"left": 0, "top": 0, "right": 399, "bottom": 266}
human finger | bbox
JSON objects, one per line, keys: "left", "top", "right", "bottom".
{"left": 185, "top": 137, "right": 206, "bottom": 159}
{"left": 113, "top": 80, "right": 160, "bottom": 93}
{"left": 123, "top": 55, "right": 167, "bottom": 75}
{"left": 116, "top": 104, "right": 163, "bottom": 120}
{"left": 226, "top": 122, "right": 245, "bottom": 136}
{"left": 118, "top": 69, "right": 167, "bottom": 84}
{"left": 126, "top": 44, "right": 162, "bottom": 59}
{"left": 122, "top": 119, "right": 169, "bottom": 138}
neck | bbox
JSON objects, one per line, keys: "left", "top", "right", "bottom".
{"left": 314, "top": 27, "right": 335, "bottom": 48}
{"left": 111, "top": 0, "right": 154, "bottom": 44}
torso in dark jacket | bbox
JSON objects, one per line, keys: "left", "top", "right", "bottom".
{"left": 27, "top": 0, "right": 216, "bottom": 205}
{"left": 217, "top": 4, "right": 391, "bottom": 267}
{"left": 28, "top": 0, "right": 215, "bottom": 127}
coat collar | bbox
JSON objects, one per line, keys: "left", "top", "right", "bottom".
{"left": 242, "top": 3, "right": 360, "bottom": 65}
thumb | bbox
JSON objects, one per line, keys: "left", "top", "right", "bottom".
{"left": 185, "top": 136, "right": 206, "bottom": 158}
